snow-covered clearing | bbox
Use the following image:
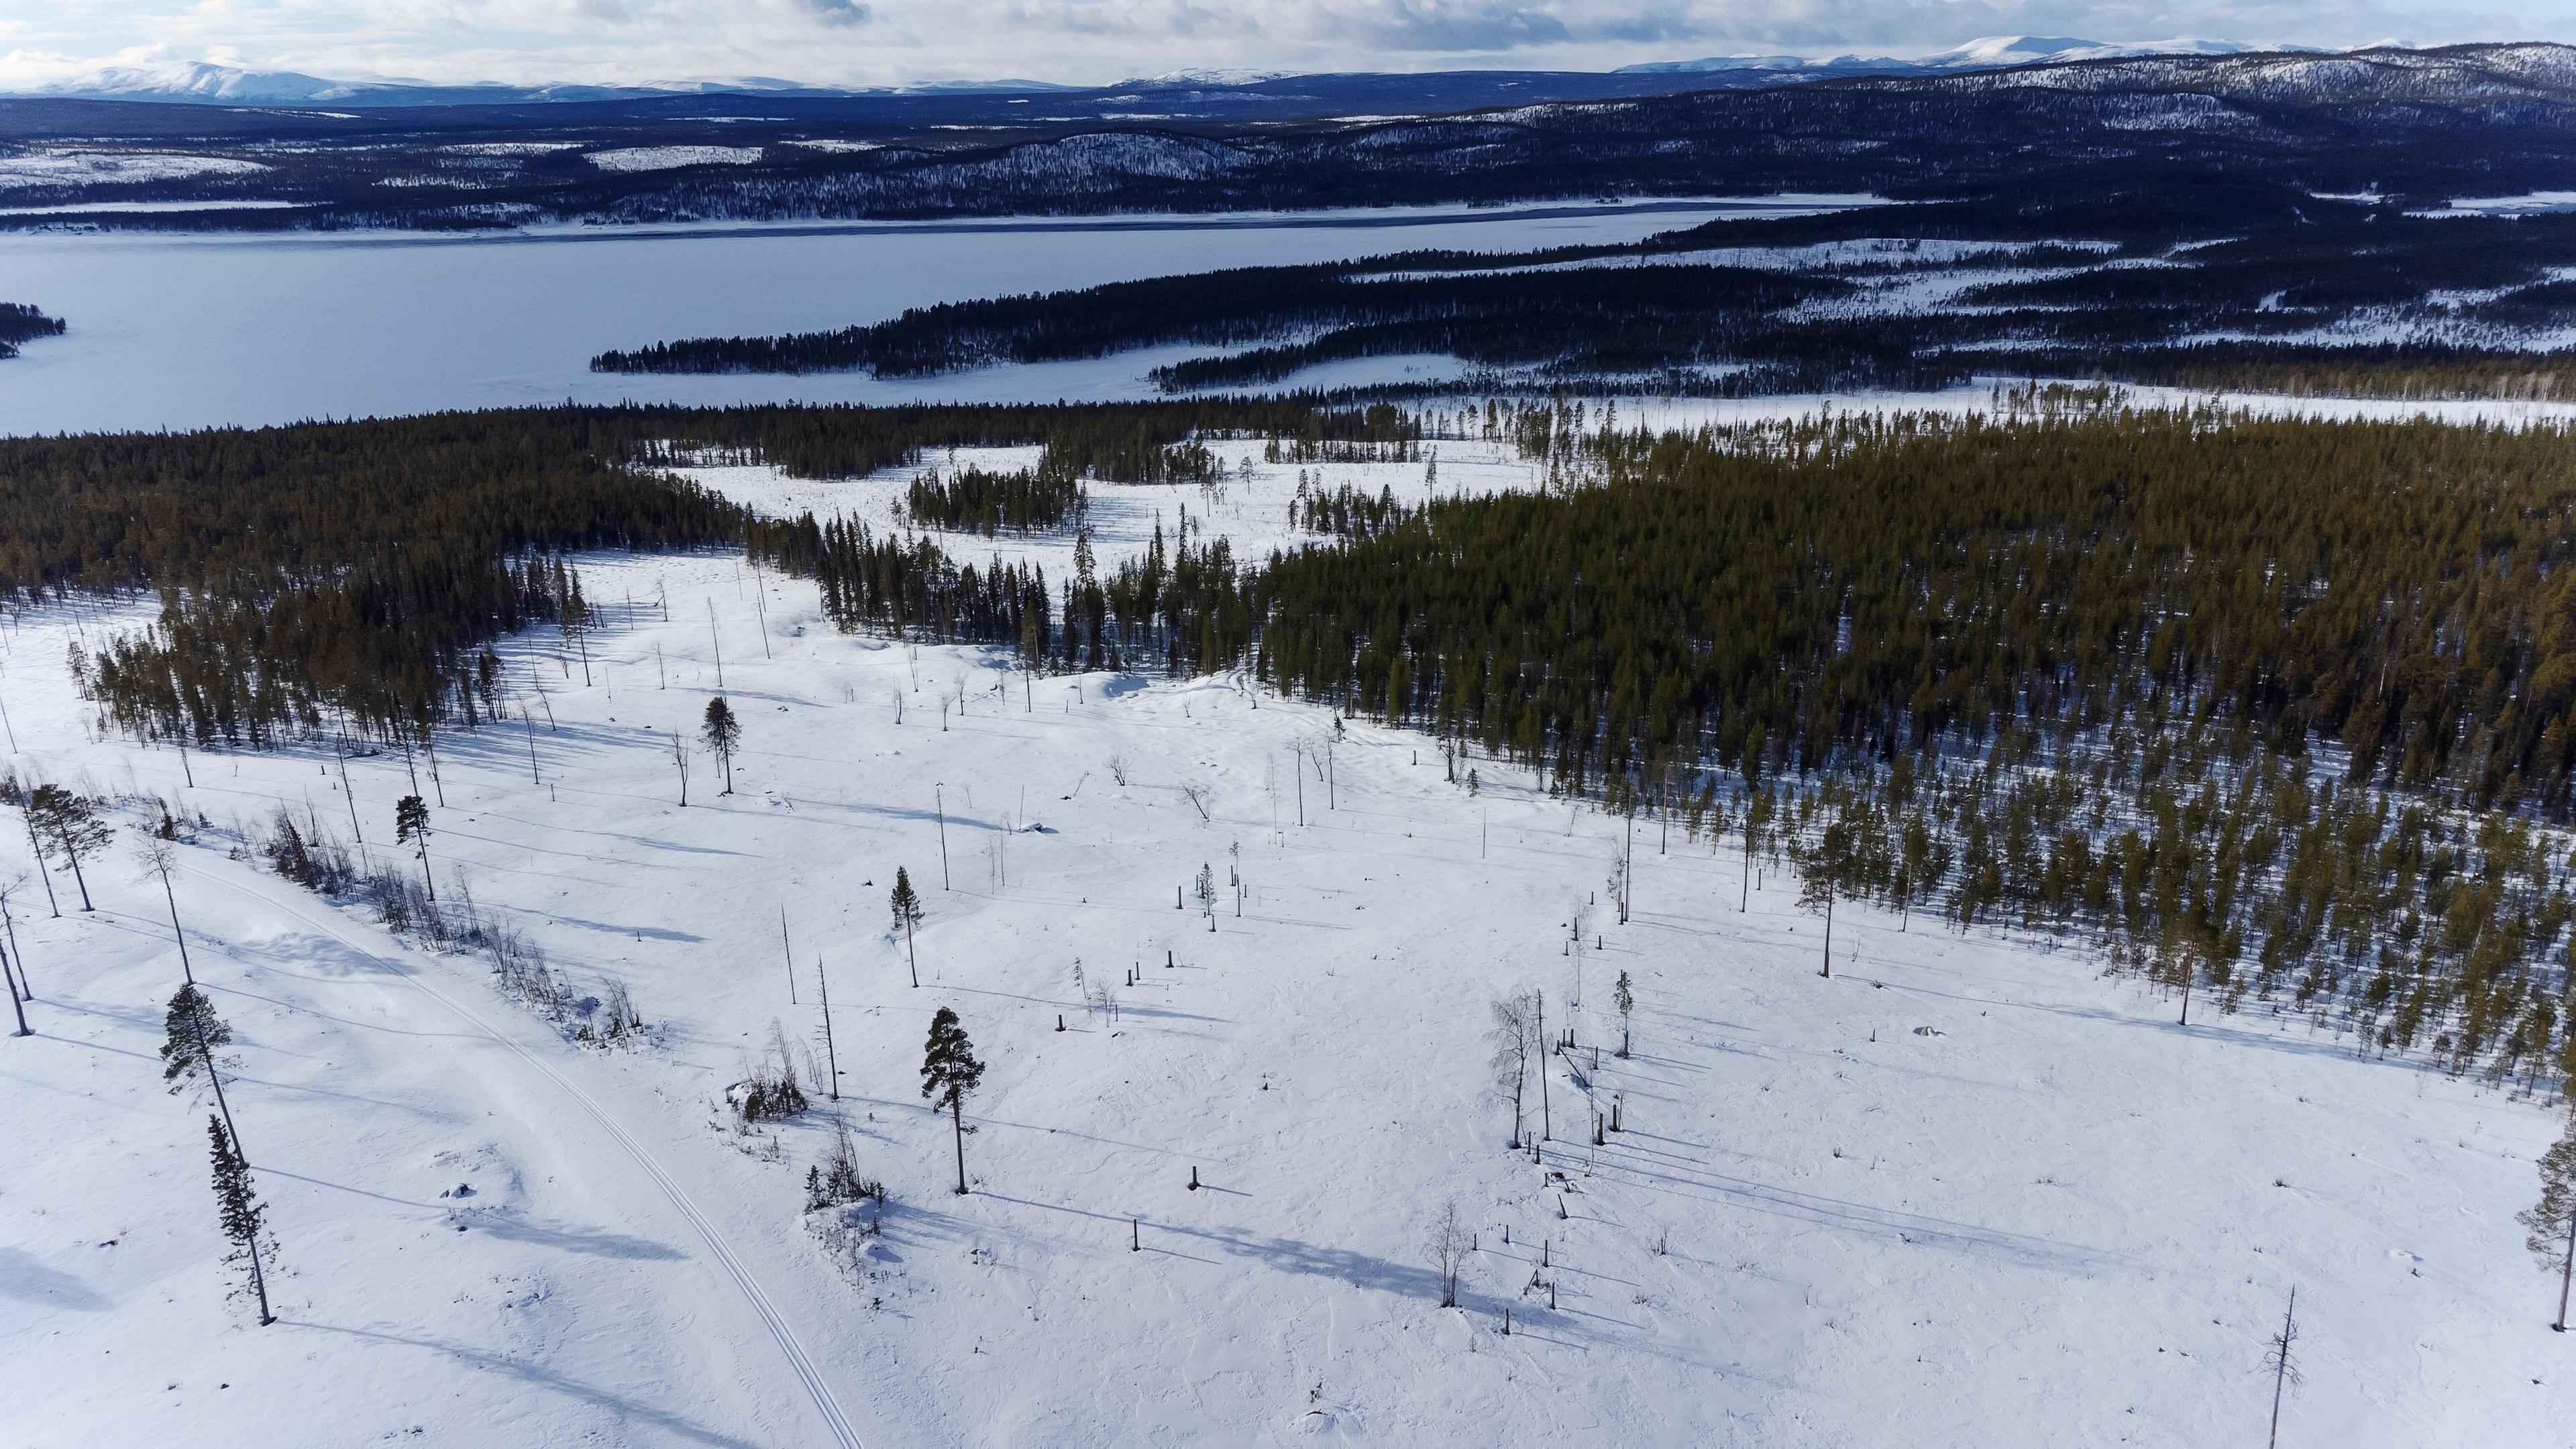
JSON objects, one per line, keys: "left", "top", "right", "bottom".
{"left": 672, "top": 435, "right": 1542, "bottom": 561}
{"left": 0, "top": 151, "right": 270, "bottom": 190}
{"left": 1, "top": 447, "right": 2563, "bottom": 1445}
{"left": 586, "top": 147, "right": 767, "bottom": 173}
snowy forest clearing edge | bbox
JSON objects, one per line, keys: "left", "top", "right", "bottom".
{"left": 0, "top": 435, "right": 2566, "bottom": 1447}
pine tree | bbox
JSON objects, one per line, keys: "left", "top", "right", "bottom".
{"left": 207, "top": 1116, "right": 274, "bottom": 1325}
{"left": 1614, "top": 970, "right": 1634, "bottom": 1059}
{"left": 890, "top": 868, "right": 924, "bottom": 987}
{"left": 701, "top": 696, "right": 742, "bottom": 795}
{"left": 393, "top": 794, "right": 435, "bottom": 902}
{"left": 920, "top": 1007, "right": 985, "bottom": 1194}
{"left": 2520, "top": 1112, "right": 2576, "bottom": 1331}
{"left": 1799, "top": 818, "right": 1855, "bottom": 979}
{"left": 28, "top": 785, "right": 108, "bottom": 912}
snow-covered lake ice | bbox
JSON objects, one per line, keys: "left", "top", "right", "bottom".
{"left": 0, "top": 198, "right": 1851, "bottom": 437}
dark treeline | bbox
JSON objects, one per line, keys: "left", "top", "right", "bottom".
{"left": 740, "top": 398, "right": 2576, "bottom": 1091}
{"left": 0, "top": 302, "right": 65, "bottom": 358}
{"left": 593, "top": 262, "right": 1840, "bottom": 379}
{"left": 1244, "top": 402, "right": 2576, "bottom": 819}
{"left": 36, "top": 392, "right": 2576, "bottom": 1087}
{"left": 749, "top": 502, "right": 1246, "bottom": 677}
{"left": 2095, "top": 342, "right": 2576, "bottom": 402}
{"left": 592, "top": 193, "right": 2576, "bottom": 400}
{"left": 906, "top": 466, "right": 1088, "bottom": 536}
{"left": 39, "top": 398, "right": 1412, "bottom": 748}
{"left": 1293, "top": 478, "right": 1409, "bottom": 538}
{"left": 9, "top": 414, "right": 743, "bottom": 746}
{"left": 752, "top": 514, "right": 1058, "bottom": 659}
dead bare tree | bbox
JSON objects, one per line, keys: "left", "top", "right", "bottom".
{"left": 1489, "top": 987, "right": 1535, "bottom": 1148}
{"left": 133, "top": 835, "right": 195, "bottom": 984}
{"left": 1428, "top": 1199, "right": 1466, "bottom": 1309}
{"left": 2263, "top": 1286, "right": 2300, "bottom": 1449}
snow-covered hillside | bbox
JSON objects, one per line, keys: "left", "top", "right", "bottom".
{"left": 1, "top": 443, "right": 2565, "bottom": 1446}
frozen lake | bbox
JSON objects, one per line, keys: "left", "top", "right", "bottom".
{"left": 0, "top": 198, "right": 1864, "bottom": 436}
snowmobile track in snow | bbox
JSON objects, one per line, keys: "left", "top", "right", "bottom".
{"left": 184, "top": 859, "right": 865, "bottom": 1448}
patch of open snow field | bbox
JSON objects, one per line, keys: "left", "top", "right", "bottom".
{"left": 0, "top": 470, "right": 2562, "bottom": 1444}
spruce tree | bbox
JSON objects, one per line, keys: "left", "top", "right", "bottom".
{"left": 393, "top": 794, "right": 435, "bottom": 902}
{"left": 161, "top": 983, "right": 233, "bottom": 1087}
{"left": 890, "top": 868, "right": 924, "bottom": 988}
{"left": 1614, "top": 970, "right": 1634, "bottom": 1059}
{"left": 700, "top": 696, "right": 742, "bottom": 795}
{"left": 2520, "top": 1112, "right": 2576, "bottom": 1331}
{"left": 207, "top": 1116, "right": 274, "bottom": 1326}
{"left": 162, "top": 983, "right": 245, "bottom": 1153}
{"left": 920, "top": 1006, "right": 985, "bottom": 1194}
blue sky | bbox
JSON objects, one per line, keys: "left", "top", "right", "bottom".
{"left": 1, "top": 0, "right": 2569, "bottom": 90}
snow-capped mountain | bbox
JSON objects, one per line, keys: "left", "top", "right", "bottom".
{"left": 1917, "top": 34, "right": 2267, "bottom": 68}
{"left": 11, "top": 61, "right": 1078, "bottom": 107}
{"left": 15, "top": 42, "right": 2320, "bottom": 111}
{"left": 1617, "top": 36, "right": 2284, "bottom": 78}
{"left": 1118, "top": 68, "right": 1295, "bottom": 89}
{"left": 32, "top": 61, "right": 362, "bottom": 105}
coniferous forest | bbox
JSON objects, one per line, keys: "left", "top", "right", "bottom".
{"left": 22, "top": 393, "right": 2576, "bottom": 1095}
{"left": 592, "top": 195, "right": 2576, "bottom": 399}
{"left": 743, "top": 396, "right": 2576, "bottom": 1096}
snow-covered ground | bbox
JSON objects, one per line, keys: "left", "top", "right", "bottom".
{"left": 1, "top": 443, "right": 2565, "bottom": 1447}
{"left": 586, "top": 147, "right": 767, "bottom": 173}
{"left": 0, "top": 150, "right": 271, "bottom": 191}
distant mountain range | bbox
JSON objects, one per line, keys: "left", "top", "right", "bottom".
{"left": 1615, "top": 34, "right": 2289, "bottom": 78}
{"left": 0, "top": 42, "right": 2566, "bottom": 234}
{"left": 13, "top": 39, "right": 2314, "bottom": 109}
{"left": 7, "top": 60, "right": 1085, "bottom": 107}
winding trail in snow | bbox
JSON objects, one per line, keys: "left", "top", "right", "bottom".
{"left": 180, "top": 857, "right": 864, "bottom": 1448}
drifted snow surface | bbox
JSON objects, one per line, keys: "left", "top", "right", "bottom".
{"left": 1, "top": 447, "right": 2565, "bottom": 1446}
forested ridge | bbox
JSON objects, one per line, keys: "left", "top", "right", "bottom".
{"left": 16, "top": 399, "right": 1409, "bottom": 745}
{"left": 735, "top": 398, "right": 2576, "bottom": 1093}
{"left": 19, "top": 44, "right": 2573, "bottom": 234}
{"left": 590, "top": 197, "right": 2576, "bottom": 399}
{"left": 34, "top": 394, "right": 2576, "bottom": 1090}
{"left": 592, "top": 260, "right": 1843, "bottom": 378}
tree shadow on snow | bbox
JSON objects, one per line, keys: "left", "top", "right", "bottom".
{"left": 460, "top": 1211, "right": 688, "bottom": 1260}
{"left": 0, "top": 1248, "right": 110, "bottom": 1311}
{"left": 289, "top": 1321, "right": 757, "bottom": 1448}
